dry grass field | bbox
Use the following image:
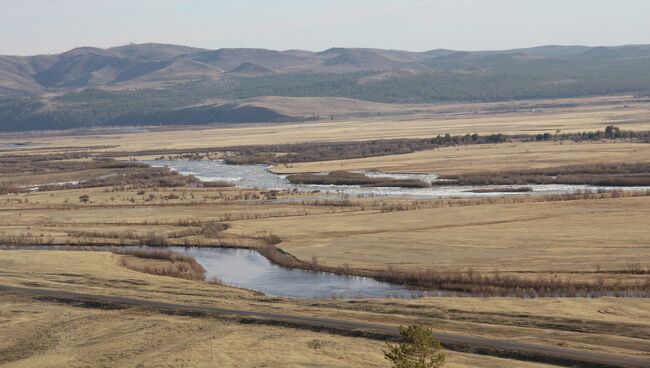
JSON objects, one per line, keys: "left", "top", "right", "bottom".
{"left": 231, "top": 195, "right": 650, "bottom": 273}
{"left": 1, "top": 186, "right": 649, "bottom": 273}
{"left": 271, "top": 141, "right": 650, "bottom": 174}
{"left": 1, "top": 250, "right": 648, "bottom": 367}
{"left": 2, "top": 95, "right": 650, "bottom": 154}
{"left": 0, "top": 296, "right": 560, "bottom": 368}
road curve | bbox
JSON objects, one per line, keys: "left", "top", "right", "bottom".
{"left": 1, "top": 284, "right": 648, "bottom": 368}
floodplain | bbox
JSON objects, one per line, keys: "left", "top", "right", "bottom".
{"left": 1, "top": 96, "right": 650, "bottom": 367}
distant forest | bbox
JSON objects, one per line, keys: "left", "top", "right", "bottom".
{"left": 221, "top": 59, "right": 650, "bottom": 102}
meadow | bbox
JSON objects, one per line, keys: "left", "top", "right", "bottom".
{"left": 3, "top": 95, "right": 650, "bottom": 153}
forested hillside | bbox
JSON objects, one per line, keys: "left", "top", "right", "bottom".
{"left": 2, "top": 43, "right": 650, "bottom": 131}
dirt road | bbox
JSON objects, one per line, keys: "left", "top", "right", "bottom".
{"left": 1, "top": 284, "right": 647, "bottom": 368}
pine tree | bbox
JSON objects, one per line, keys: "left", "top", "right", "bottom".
{"left": 383, "top": 323, "right": 445, "bottom": 368}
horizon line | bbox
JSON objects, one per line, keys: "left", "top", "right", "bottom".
{"left": 5, "top": 41, "right": 650, "bottom": 57}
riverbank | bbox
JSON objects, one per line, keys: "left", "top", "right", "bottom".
{"left": 3, "top": 241, "right": 648, "bottom": 299}
{"left": 146, "top": 158, "right": 650, "bottom": 198}
{"left": 286, "top": 171, "right": 431, "bottom": 188}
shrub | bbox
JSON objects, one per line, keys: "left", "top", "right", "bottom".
{"left": 287, "top": 171, "right": 430, "bottom": 188}
{"left": 437, "top": 162, "right": 650, "bottom": 187}
{"left": 0, "top": 184, "right": 27, "bottom": 195}
{"left": 202, "top": 181, "right": 236, "bottom": 188}
{"left": 116, "top": 248, "right": 206, "bottom": 281}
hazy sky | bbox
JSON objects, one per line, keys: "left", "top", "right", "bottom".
{"left": 2, "top": 0, "right": 650, "bottom": 55}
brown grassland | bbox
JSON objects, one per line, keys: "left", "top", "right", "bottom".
{"left": 2, "top": 95, "right": 650, "bottom": 154}
{"left": 271, "top": 141, "right": 650, "bottom": 174}
{"left": 0, "top": 250, "right": 648, "bottom": 367}
{"left": 1, "top": 96, "right": 650, "bottom": 367}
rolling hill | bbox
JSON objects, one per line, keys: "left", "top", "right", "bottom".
{"left": 2, "top": 43, "right": 650, "bottom": 131}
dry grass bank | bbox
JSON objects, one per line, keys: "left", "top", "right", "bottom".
{"left": 287, "top": 170, "right": 430, "bottom": 188}
{"left": 257, "top": 243, "right": 649, "bottom": 296}
{"left": 230, "top": 195, "right": 650, "bottom": 274}
{"left": 437, "top": 162, "right": 650, "bottom": 187}
{"left": 271, "top": 141, "right": 650, "bottom": 175}
{"left": 115, "top": 248, "right": 206, "bottom": 281}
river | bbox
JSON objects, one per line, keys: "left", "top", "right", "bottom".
{"left": 145, "top": 159, "right": 647, "bottom": 198}
{"left": 167, "top": 246, "right": 424, "bottom": 299}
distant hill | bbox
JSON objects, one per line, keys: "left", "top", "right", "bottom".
{"left": 2, "top": 43, "right": 650, "bottom": 131}
{"left": 229, "top": 62, "right": 274, "bottom": 75}
{"left": 4, "top": 42, "right": 650, "bottom": 96}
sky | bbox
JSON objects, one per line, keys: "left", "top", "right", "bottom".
{"left": 1, "top": 0, "right": 650, "bottom": 55}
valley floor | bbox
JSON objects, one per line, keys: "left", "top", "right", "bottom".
{"left": 1, "top": 96, "right": 649, "bottom": 367}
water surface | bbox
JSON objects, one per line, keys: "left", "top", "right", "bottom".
{"left": 168, "top": 246, "right": 417, "bottom": 299}
{"left": 146, "top": 159, "right": 648, "bottom": 198}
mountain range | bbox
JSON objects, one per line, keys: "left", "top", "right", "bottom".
{"left": 5, "top": 43, "right": 650, "bottom": 95}
{"left": 2, "top": 43, "right": 650, "bottom": 131}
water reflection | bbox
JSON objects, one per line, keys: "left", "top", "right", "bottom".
{"left": 168, "top": 246, "right": 415, "bottom": 299}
